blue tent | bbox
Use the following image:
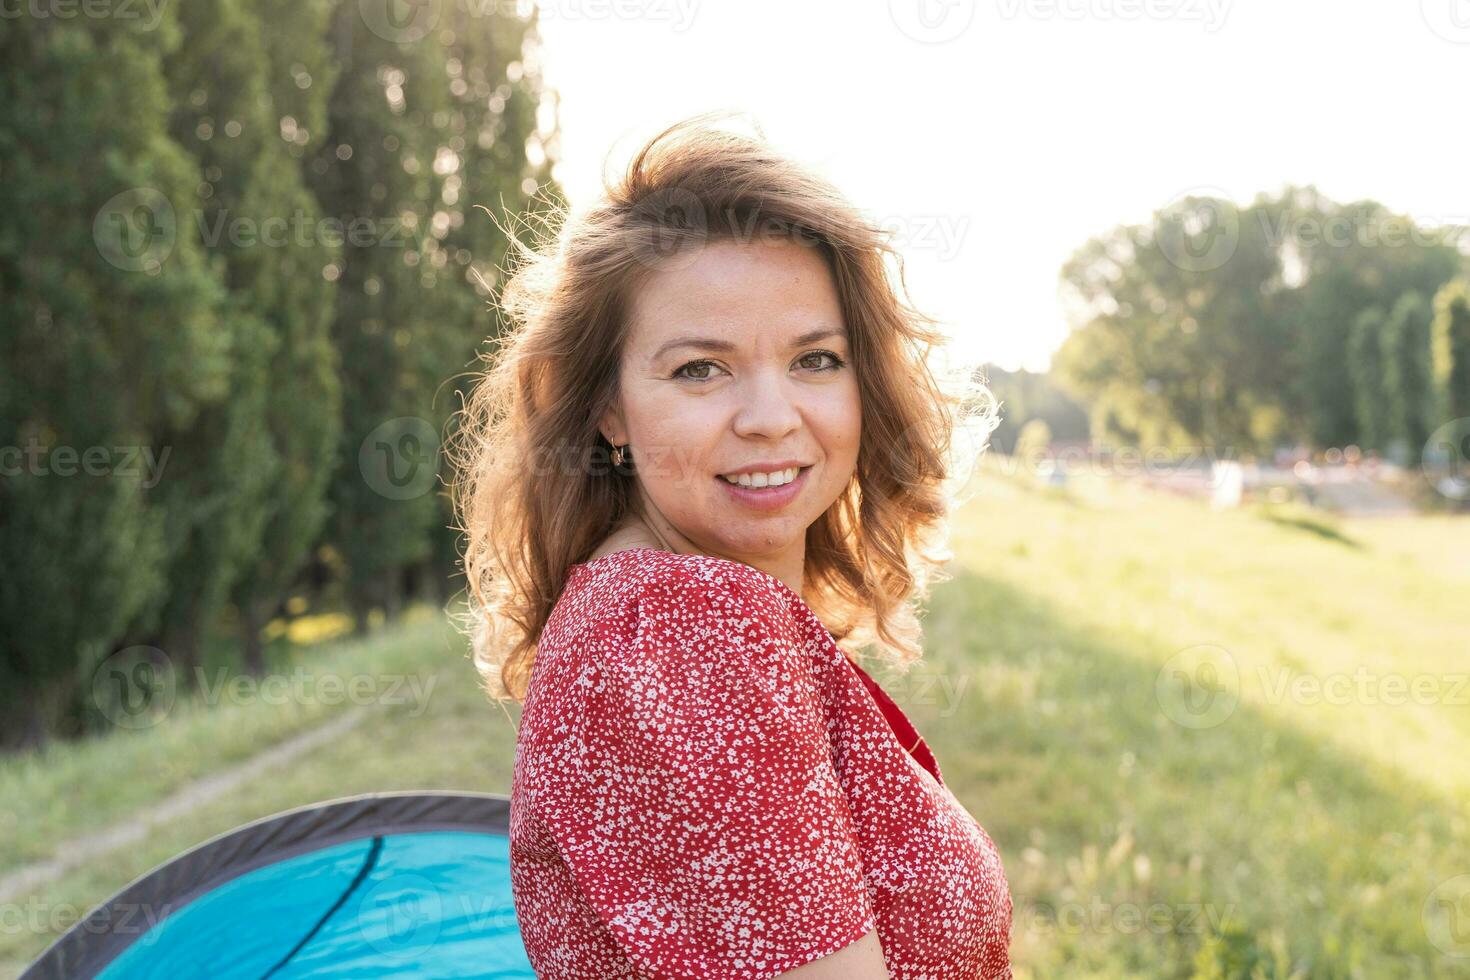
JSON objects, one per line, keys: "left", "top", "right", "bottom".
{"left": 24, "top": 791, "right": 534, "bottom": 979}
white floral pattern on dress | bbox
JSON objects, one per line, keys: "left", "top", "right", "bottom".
{"left": 510, "top": 548, "right": 1013, "bottom": 979}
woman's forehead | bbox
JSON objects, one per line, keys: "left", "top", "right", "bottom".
{"left": 624, "top": 239, "right": 844, "bottom": 356}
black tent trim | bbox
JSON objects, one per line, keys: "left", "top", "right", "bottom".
{"left": 22, "top": 790, "right": 513, "bottom": 980}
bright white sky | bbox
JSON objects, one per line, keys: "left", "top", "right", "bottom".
{"left": 533, "top": 0, "right": 1470, "bottom": 372}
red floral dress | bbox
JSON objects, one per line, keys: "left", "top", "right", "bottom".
{"left": 509, "top": 547, "right": 1013, "bottom": 979}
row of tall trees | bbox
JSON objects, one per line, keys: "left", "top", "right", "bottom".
{"left": 0, "top": 0, "right": 560, "bottom": 747}
{"left": 1053, "top": 186, "right": 1470, "bottom": 460}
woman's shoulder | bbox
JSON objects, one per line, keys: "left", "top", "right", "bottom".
{"left": 535, "top": 547, "right": 814, "bottom": 689}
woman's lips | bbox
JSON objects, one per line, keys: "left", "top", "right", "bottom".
{"left": 717, "top": 465, "right": 812, "bottom": 512}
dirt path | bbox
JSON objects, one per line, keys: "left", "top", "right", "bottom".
{"left": 0, "top": 709, "right": 368, "bottom": 905}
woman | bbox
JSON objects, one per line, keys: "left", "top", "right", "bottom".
{"left": 450, "top": 114, "right": 1013, "bottom": 979}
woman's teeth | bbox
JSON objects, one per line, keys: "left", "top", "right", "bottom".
{"left": 720, "top": 467, "right": 799, "bottom": 488}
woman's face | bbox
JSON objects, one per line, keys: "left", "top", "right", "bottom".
{"left": 601, "top": 235, "right": 862, "bottom": 577}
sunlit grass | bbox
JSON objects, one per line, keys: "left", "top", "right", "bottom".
{"left": 861, "top": 453, "right": 1470, "bottom": 977}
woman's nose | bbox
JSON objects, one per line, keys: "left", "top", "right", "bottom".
{"left": 731, "top": 369, "right": 803, "bottom": 440}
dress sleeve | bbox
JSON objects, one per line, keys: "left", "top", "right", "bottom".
{"left": 529, "top": 568, "right": 877, "bottom": 979}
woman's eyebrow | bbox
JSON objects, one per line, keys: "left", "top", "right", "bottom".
{"left": 652, "top": 328, "right": 846, "bottom": 360}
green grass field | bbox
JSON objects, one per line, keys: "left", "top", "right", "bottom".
{"left": 3, "top": 455, "right": 1467, "bottom": 978}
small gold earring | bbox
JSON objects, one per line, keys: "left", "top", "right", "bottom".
{"left": 611, "top": 444, "right": 626, "bottom": 468}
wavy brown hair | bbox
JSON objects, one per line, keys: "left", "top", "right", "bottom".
{"left": 447, "top": 112, "right": 998, "bottom": 704}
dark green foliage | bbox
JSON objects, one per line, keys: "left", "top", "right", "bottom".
{"left": 129, "top": 0, "right": 325, "bottom": 676}
{"left": 0, "top": 9, "right": 230, "bottom": 745}
{"left": 307, "top": 0, "right": 556, "bottom": 629}
{"left": 1379, "top": 292, "right": 1435, "bottom": 465}
{"left": 214, "top": 0, "right": 344, "bottom": 673}
{"left": 1281, "top": 194, "right": 1459, "bottom": 452}
{"left": 0, "top": 0, "right": 558, "bottom": 745}
{"left": 1432, "top": 279, "right": 1470, "bottom": 425}
{"left": 1347, "top": 307, "right": 1386, "bottom": 453}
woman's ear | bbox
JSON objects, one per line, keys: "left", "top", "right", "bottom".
{"left": 599, "top": 402, "right": 626, "bottom": 447}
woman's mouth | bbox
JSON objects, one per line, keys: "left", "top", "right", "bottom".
{"left": 716, "top": 464, "right": 813, "bottom": 512}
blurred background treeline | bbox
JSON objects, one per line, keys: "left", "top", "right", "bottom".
{"left": 988, "top": 190, "right": 1470, "bottom": 464}
{"left": 0, "top": 0, "right": 562, "bottom": 749}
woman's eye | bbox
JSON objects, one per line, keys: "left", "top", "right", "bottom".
{"left": 673, "top": 359, "right": 720, "bottom": 381}
{"left": 799, "top": 350, "right": 846, "bottom": 372}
